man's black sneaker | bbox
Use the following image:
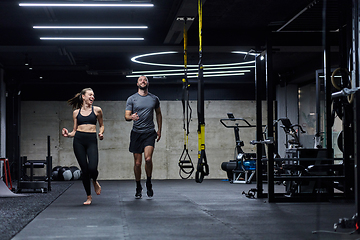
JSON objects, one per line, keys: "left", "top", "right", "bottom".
{"left": 146, "top": 182, "right": 153, "bottom": 198}
{"left": 135, "top": 187, "right": 142, "bottom": 199}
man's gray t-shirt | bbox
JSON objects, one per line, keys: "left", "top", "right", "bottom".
{"left": 126, "top": 92, "right": 160, "bottom": 133}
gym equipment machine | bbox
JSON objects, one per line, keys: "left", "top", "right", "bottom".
{"left": 17, "top": 136, "right": 52, "bottom": 192}
{"left": 275, "top": 118, "right": 306, "bottom": 149}
{"left": 220, "top": 113, "right": 257, "bottom": 184}
{"left": 268, "top": 118, "right": 345, "bottom": 200}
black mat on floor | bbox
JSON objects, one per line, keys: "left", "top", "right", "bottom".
{"left": 0, "top": 181, "right": 73, "bottom": 240}
{"left": 11, "top": 180, "right": 360, "bottom": 240}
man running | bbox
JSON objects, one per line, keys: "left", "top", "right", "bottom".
{"left": 125, "top": 75, "right": 162, "bottom": 198}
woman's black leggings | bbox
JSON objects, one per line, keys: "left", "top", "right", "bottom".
{"left": 73, "top": 131, "right": 99, "bottom": 196}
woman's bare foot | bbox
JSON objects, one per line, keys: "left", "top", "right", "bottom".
{"left": 93, "top": 180, "right": 101, "bottom": 195}
{"left": 84, "top": 196, "right": 92, "bottom": 205}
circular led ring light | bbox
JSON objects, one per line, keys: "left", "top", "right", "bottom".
{"left": 130, "top": 51, "right": 257, "bottom": 68}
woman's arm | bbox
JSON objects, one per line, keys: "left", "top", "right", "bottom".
{"left": 96, "top": 106, "right": 104, "bottom": 140}
{"left": 62, "top": 110, "right": 78, "bottom": 138}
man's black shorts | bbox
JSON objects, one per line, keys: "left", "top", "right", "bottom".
{"left": 129, "top": 130, "right": 157, "bottom": 153}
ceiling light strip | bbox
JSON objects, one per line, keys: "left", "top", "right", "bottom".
{"left": 127, "top": 72, "right": 246, "bottom": 78}
{"left": 203, "top": 61, "right": 255, "bottom": 68}
{"left": 132, "top": 69, "right": 192, "bottom": 74}
{"left": 40, "top": 37, "right": 144, "bottom": 41}
{"left": 128, "top": 72, "right": 200, "bottom": 78}
{"left": 127, "top": 73, "right": 192, "bottom": 78}
{"left": 132, "top": 66, "right": 255, "bottom": 74}
{"left": 188, "top": 73, "right": 245, "bottom": 78}
{"left": 127, "top": 70, "right": 249, "bottom": 78}
{"left": 34, "top": 26, "right": 148, "bottom": 29}
{"left": 231, "top": 51, "right": 259, "bottom": 56}
{"left": 203, "top": 65, "right": 255, "bottom": 71}
{"left": 19, "top": 3, "right": 154, "bottom": 7}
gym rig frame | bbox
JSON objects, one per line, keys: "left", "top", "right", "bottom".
{"left": 251, "top": 0, "right": 358, "bottom": 204}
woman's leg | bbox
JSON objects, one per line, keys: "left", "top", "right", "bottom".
{"left": 73, "top": 133, "right": 92, "bottom": 197}
{"left": 87, "top": 136, "right": 101, "bottom": 195}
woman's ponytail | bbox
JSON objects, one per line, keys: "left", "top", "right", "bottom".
{"left": 67, "top": 88, "right": 93, "bottom": 110}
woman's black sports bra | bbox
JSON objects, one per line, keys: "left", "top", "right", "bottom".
{"left": 77, "top": 106, "right": 97, "bottom": 125}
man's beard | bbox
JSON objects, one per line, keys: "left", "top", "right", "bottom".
{"left": 139, "top": 85, "right": 148, "bottom": 90}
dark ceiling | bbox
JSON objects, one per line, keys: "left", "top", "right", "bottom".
{"left": 0, "top": 0, "right": 348, "bottom": 94}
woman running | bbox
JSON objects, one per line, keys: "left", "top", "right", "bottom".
{"left": 62, "top": 88, "right": 104, "bottom": 205}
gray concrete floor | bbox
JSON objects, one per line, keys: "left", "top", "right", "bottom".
{"left": 11, "top": 179, "right": 360, "bottom": 240}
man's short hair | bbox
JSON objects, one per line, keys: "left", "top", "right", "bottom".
{"left": 137, "top": 75, "right": 149, "bottom": 82}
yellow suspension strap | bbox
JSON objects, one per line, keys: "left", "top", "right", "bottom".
{"left": 178, "top": 17, "right": 194, "bottom": 179}
{"left": 195, "top": 0, "right": 209, "bottom": 183}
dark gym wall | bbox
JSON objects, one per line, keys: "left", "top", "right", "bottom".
{"left": 17, "top": 82, "right": 262, "bottom": 101}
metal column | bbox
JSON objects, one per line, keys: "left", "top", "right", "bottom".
{"left": 266, "top": 34, "right": 275, "bottom": 202}
{"left": 352, "top": 0, "right": 360, "bottom": 233}
{"left": 338, "top": 0, "right": 354, "bottom": 199}
{"left": 323, "top": 0, "right": 333, "bottom": 159}
{"left": 255, "top": 53, "right": 265, "bottom": 198}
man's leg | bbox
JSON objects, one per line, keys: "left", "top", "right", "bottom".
{"left": 144, "top": 145, "right": 154, "bottom": 177}
{"left": 133, "top": 153, "right": 143, "bottom": 198}
{"left": 133, "top": 153, "right": 142, "bottom": 181}
{"left": 144, "top": 146, "right": 154, "bottom": 197}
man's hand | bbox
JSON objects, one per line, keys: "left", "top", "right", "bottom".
{"left": 156, "top": 130, "right": 161, "bottom": 142}
{"left": 132, "top": 112, "right": 139, "bottom": 121}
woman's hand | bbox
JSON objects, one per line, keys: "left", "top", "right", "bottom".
{"left": 62, "top": 128, "right": 69, "bottom": 137}
{"left": 98, "top": 132, "right": 104, "bottom": 140}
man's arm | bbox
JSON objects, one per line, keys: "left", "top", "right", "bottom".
{"left": 125, "top": 110, "right": 139, "bottom": 121}
{"left": 155, "top": 107, "right": 162, "bottom": 142}
{"left": 125, "top": 110, "right": 133, "bottom": 121}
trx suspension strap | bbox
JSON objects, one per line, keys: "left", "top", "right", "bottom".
{"left": 178, "top": 18, "right": 194, "bottom": 179}
{"left": 195, "top": 0, "right": 209, "bottom": 183}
